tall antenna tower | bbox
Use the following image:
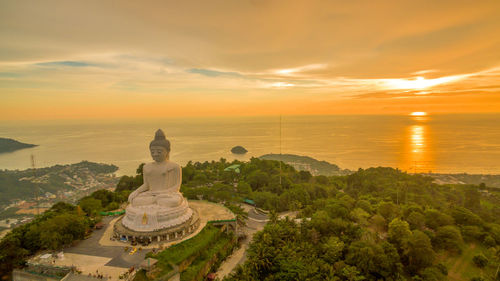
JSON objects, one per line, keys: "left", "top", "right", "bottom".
{"left": 279, "top": 115, "right": 282, "bottom": 186}
{"left": 31, "top": 154, "right": 40, "bottom": 216}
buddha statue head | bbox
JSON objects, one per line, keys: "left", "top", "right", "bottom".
{"left": 149, "top": 129, "right": 171, "bottom": 162}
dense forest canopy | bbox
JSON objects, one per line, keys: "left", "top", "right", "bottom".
{"left": 1, "top": 157, "right": 500, "bottom": 280}
{"left": 117, "top": 157, "right": 500, "bottom": 280}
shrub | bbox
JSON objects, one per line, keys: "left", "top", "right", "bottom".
{"left": 420, "top": 267, "right": 446, "bottom": 281}
{"left": 433, "top": 226, "right": 463, "bottom": 253}
{"left": 483, "top": 235, "right": 496, "bottom": 247}
{"left": 472, "top": 254, "right": 488, "bottom": 268}
{"left": 435, "top": 263, "right": 448, "bottom": 276}
{"left": 461, "top": 226, "right": 484, "bottom": 242}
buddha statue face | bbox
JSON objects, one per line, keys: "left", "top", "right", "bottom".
{"left": 150, "top": 146, "right": 169, "bottom": 163}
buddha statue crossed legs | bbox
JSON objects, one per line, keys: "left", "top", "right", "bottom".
{"left": 122, "top": 129, "right": 192, "bottom": 232}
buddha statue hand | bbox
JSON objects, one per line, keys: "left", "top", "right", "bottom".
{"left": 128, "top": 184, "right": 147, "bottom": 203}
{"left": 128, "top": 191, "right": 136, "bottom": 203}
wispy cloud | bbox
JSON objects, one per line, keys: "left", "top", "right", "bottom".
{"left": 36, "top": 61, "right": 95, "bottom": 67}
{"left": 187, "top": 68, "right": 243, "bottom": 78}
{"left": 377, "top": 74, "right": 471, "bottom": 90}
{"left": 0, "top": 72, "right": 21, "bottom": 78}
{"left": 412, "top": 69, "right": 438, "bottom": 75}
{"left": 272, "top": 64, "right": 328, "bottom": 76}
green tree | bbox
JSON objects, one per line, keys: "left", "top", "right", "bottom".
{"left": 371, "top": 214, "right": 387, "bottom": 232}
{"left": 0, "top": 234, "right": 29, "bottom": 276}
{"left": 338, "top": 265, "right": 366, "bottom": 281}
{"left": 345, "top": 240, "right": 402, "bottom": 279}
{"left": 464, "top": 186, "right": 481, "bottom": 211}
{"left": 378, "top": 201, "right": 400, "bottom": 222}
{"left": 236, "top": 181, "right": 252, "bottom": 195}
{"left": 388, "top": 218, "right": 412, "bottom": 251}
{"left": 310, "top": 210, "right": 335, "bottom": 236}
{"left": 182, "top": 163, "right": 195, "bottom": 183}
{"left": 314, "top": 175, "right": 329, "bottom": 185}
{"left": 472, "top": 254, "right": 488, "bottom": 268}
{"left": 484, "top": 235, "right": 496, "bottom": 247}
{"left": 433, "top": 226, "right": 463, "bottom": 254}
{"left": 247, "top": 171, "right": 270, "bottom": 190}
{"left": 451, "top": 207, "right": 483, "bottom": 226}
{"left": 79, "top": 197, "right": 102, "bottom": 216}
{"left": 351, "top": 208, "right": 370, "bottom": 226}
{"left": 357, "top": 199, "right": 373, "bottom": 214}
{"left": 192, "top": 172, "right": 208, "bottom": 183}
{"left": 298, "top": 170, "right": 312, "bottom": 182}
{"left": 322, "top": 236, "right": 344, "bottom": 263}
{"left": 89, "top": 189, "right": 115, "bottom": 207}
{"left": 461, "top": 226, "right": 484, "bottom": 242}
{"left": 419, "top": 267, "right": 446, "bottom": 281}
{"left": 424, "top": 209, "right": 454, "bottom": 229}
{"left": 407, "top": 230, "right": 435, "bottom": 274}
{"left": 407, "top": 211, "right": 425, "bottom": 230}
{"left": 106, "top": 201, "right": 120, "bottom": 211}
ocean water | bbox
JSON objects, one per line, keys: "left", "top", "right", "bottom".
{"left": 0, "top": 114, "right": 499, "bottom": 176}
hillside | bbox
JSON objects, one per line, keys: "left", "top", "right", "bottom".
{"left": 2, "top": 157, "right": 500, "bottom": 280}
{"left": 429, "top": 173, "right": 500, "bottom": 189}
{"left": 259, "top": 153, "right": 352, "bottom": 176}
{"left": 259, "top": 153, "right": 500, "bottom": 189}
{"left": 0, "top": 138, "right": 37, "bottom": 153}
{"left": 0, "top": 161, "right": 119, "bottom": 207}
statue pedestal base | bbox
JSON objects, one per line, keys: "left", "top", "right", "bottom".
{"left": 121, "top": 197, "right": 193, "bottom": 232}
{"left": 113, "top": 208, "right": 200, "bottom": 244}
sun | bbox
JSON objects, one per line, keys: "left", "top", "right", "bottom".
{"left": 410, "top": 112, "right": 427, "bottom": 116}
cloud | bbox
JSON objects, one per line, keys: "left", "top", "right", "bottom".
{"left": 0, "top": 1, "right": 499, "bottom": 118}
{"left": 272, "top": 64, "right": 328, "bottom": 76}
{"left": 36, "top": 61, "right": 96, "bottom": 67}
{"left": 187, "top": 68, "right": 243, "bottom": 78}
{"left": 0, "top": 72, "right": 20, "bottom": 78}
{"left": 1, "top": 1, "right": 499, "bottom": 76}
{"left": 352, "top": 89, "right": 498, "bottom": 99}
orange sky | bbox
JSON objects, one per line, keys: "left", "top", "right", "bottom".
{"left": 1, "top": 0, "right": 499, "bottom": 120}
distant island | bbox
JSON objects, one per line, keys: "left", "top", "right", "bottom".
{"left": 259, "top": 153, "right": 353, "bottom": 176}
{"left": 231, "top": 145, "right": 248, "bottom": 154}
{"left": 0, "top": 138, "right": 37, "bottom": 153}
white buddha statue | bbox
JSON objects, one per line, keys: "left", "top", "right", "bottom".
{"left": 122, "top": 129, "right": 192, "bottom": 232}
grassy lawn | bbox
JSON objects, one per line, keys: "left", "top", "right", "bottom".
{"left": 180, "top": 234, "right": 233, "bottom": 281}
{"left": 149, "top": 224, "right": 221, "bottom": 277}
{"left": 438, "top": 243, "right": 495, "bottom": 280}
{"left": 480, "top": 200, "right": 495, "bottom": 210}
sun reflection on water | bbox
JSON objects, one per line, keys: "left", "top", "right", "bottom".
{"left": 401, "top": 115, "right": 435, "bottom": 173}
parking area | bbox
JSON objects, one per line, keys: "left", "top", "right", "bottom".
{"left": 44, "top": 216, "right": 147, "bottom": 280}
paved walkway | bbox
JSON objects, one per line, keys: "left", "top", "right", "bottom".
{"left": 215, "top": 206, "right": 268, "bottom": 279}
{"left": 215, "top": 207, "right": 300, "bottom": 279}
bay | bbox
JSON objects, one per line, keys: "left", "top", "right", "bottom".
{"left": 0, "top": 114, "right": 499, "bottom": 176}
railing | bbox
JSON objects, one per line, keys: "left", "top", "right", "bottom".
{"left": 99, "top": 210, "right": 125, "bottom": 216}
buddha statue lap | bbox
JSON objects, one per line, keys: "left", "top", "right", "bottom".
{"left": 122, "top": 129, "right": 192, "bottom": 232}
